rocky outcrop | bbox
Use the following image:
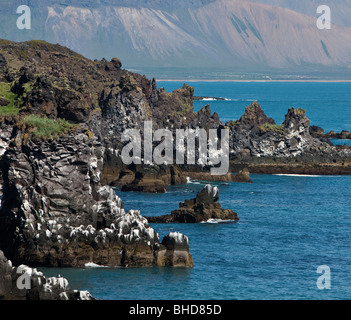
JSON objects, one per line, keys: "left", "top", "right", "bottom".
{"left": 0, "top": 250, "right": 94, "bottom": 300}
{"left": 325, "top": 130, "right": 351, "bottom": 140}
{"left": 228, "top": 103, "right": 318, "bottom": 158}
{"left": 0, "top": 122, "right": 193, "bottom": 268}
{"left": 148, "top": 184, "right": 238, "bottom": 223}
{"left": 227, "top": 102, "right": 351, "bottom": 175}
{"left": 309, "top": 126, "right": 351, "bottom": 147}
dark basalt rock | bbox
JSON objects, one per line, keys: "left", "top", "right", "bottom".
{"left": 309, "top": 125, "right": 325, "bottom": 138}
{"left": 121, "top": 165, "right": 187, "bottom": 193}
{"left": 148, "top": 184, "right": 238, "bottom": 223}
{"left": 325, "top": 130, "right": 351, "bottom": 140}
{"left": 0, "top": 123, "right": 193, "bottom": 268}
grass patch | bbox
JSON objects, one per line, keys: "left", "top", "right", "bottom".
{"left": 0, "top": 82, "right": 20, "bottom": 115}
{"left": 260, "top": 123, "right": 285, "bottom": 133}
{"left": 24, "top": 40, "right": 57, "bottom": 51}
{"left": 176, "top": 103, "right": 192, "bottom": 116}
{"left": 227, "top": 120, "right": 240, "bottom": 128}
{"left": 24, "top": 115, "right": 74, "bottom": 139}
{"left": 296, "top": 108, "right": 306, "bottom": 115}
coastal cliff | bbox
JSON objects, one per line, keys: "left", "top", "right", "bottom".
{"left": 0, "top": 40, "right": 195, "bottom": 269}
{"left": 0, "top": 39, "right": 350, "bottom": 276}
{"left": 0, "top": 119, "right": 193, "bottom": 268}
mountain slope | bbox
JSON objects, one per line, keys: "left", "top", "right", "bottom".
{"left": 250, "top": 0, "right": 351, "bottom": 28}
{"left": 1, "top": 0, "right": 351, "bottom": 75}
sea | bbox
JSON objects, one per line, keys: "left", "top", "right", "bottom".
{"left": 40, "top": 81, "right": 351, "bottom": 300}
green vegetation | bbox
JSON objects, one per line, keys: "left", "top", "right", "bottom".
{"left": 24, "top": 115, "right": 75, "bottom": 139}
{"left": 227, "top": 120, "right": 240, "bottom": 128}
{"left": 260, "top": 123, "right": 285, "bottom": 132}
{"left": 0, "top": 39, "right": 13, "bottom": 46}
{"left": 296, "top": 108, "right": 306, "bottom": 115}
{"left": 0, "top": 82, "right": 20, "bottom": 115}
{"left": 24, "top": 40, "right": 57, "bottom": 52}
{"left": 177, "top": 103, "right": 193, "bottom": 116}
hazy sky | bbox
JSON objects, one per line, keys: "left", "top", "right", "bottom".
{"left": 250, "top": 0, "right": 351, "bottom": 27}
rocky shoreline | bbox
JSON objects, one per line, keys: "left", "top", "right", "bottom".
{"left": 0, "top": 39, "right": 351, "bottom": 299}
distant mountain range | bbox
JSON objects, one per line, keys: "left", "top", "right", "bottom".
{"left": 1, "top": 0, "right": 351, "bottom": 78}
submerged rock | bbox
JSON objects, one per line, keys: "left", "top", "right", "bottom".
{"left": 148, "top": 184, "right": 238, "bottom": 223}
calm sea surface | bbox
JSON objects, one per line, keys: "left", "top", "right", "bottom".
{"left": 40, "top": 82, "right": 351, "bottom": 300}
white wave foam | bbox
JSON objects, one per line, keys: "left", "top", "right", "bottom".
{"left": 201, "top": 219, "right": 237, "bottom": 224}
{"left": 84, "top": 262, "right": 108, "bottom": 268}
{"left": 186, "top": 177, "right": 202, "bottom": 185}
{"left": 274, "top": 174, "right": 322, "bottom": 177}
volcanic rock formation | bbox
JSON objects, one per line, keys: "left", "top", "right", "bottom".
{"left": 148, "top": 184, "right": 239, "bottom": 223}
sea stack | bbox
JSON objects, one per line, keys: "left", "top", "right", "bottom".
{"left": 148, "top": 184, "right": 239, "bottom": 223}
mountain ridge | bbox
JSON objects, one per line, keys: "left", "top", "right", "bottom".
{"left": 1, "top": 0, "right": 351, "bottom": 77}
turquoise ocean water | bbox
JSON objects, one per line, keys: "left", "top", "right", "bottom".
{"left": 40, "top": 82, "right": 351, "bottom": 300}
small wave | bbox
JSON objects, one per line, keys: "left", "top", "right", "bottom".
{"left": 274, "top": 174, "right": 322, "bottom": 177}
{"left": 201, "top": 219, "right": 237, "bottom": 224}
{"left": 186, "top": 177, "right": 202, "bottom": 185}
{"left": 230, "top": 98, "right": 255, "bottom": 102}
{"left": 84, "top": 262, "right": 108, "bottom": 268}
